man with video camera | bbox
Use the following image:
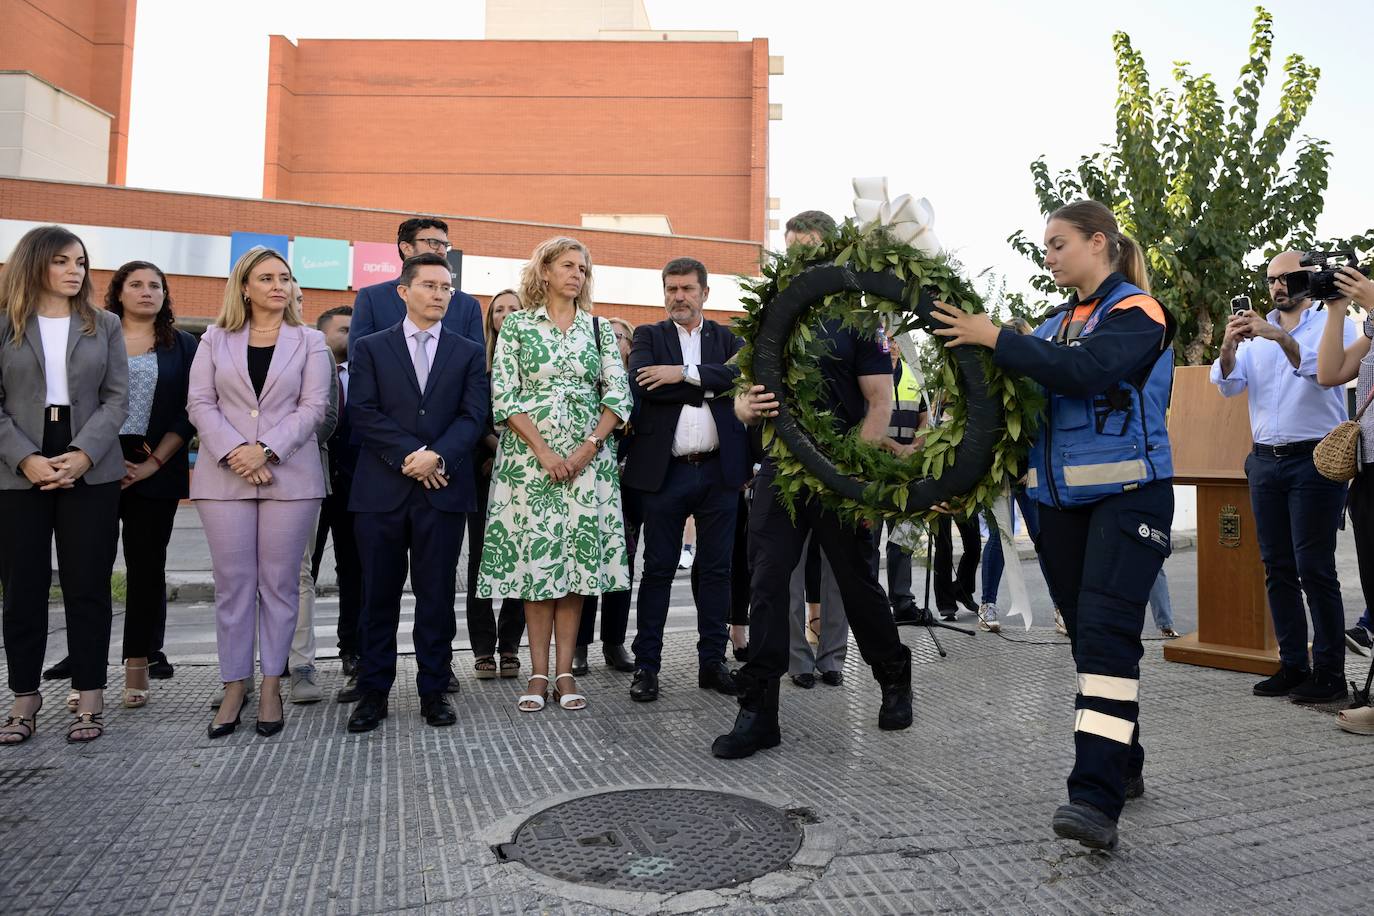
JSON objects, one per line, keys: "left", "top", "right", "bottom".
{"left": 1211, "top": 250, "right": 1360, "bottom": 703}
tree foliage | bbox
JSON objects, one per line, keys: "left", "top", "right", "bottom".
{"left": 1009, "top": 6, "right": 1374, "bottom": 364}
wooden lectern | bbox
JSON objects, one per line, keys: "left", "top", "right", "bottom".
{"left": 1162, "top": 365, "right": 1280, "bottom": 674}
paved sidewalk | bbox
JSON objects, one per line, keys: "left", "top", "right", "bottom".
{"left": 2, "top": 606, "right": 1370, "bottom": 913}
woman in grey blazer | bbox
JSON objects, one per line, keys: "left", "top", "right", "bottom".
{"left": 0, "top": 225, "right": 129, "bottom": 746}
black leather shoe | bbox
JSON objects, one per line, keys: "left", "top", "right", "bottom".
{"left": 420, "top": 693, "right": 457, "bottom": 727}
{"left": 711, "top": 679, "right": 781, "bottom": 759}
{"left": 1125, "top": 772, "right": 1145, "bottom": 800}
{"left": 207, "top": 691, "right": 245, "bottom": 739}
{"left": 1052, "top": 802, "right": 1119, "bottom": 850}
{"left": 571, "top": 646, "right": 590, "bottom": 676}
{"left": 891, "top": 601, "right": 920, "bottom": 625}
{"left": 337, "top": 674, "right": 361, "bottom": 704}
{"left": 820, "top": 669, "right": 844, "bottom": 687}
{"left": 698, "top": 662, "right": 739, "bottom": 696}
{"left": 1253, "top": 665, "right": 1309, "bottom": 697}
{"left": 603, "top": 643, "right": 635, "bottom": 672}
{"left": 629, "top": 668, "right": 659, "bottom": 702}
{"left": 347, "top": 691, "right": 388, "bottom": 733}
{"left": 341, "top": 654, "right": 358, "bottom": 678}
{"left": 255, "top": 718, "right": 284, "bottom": 737}
{"left": 446, "top": 667, "right": 461, "bottom": 694}
{"left": 954, "top": 585, "right": 979, "bottom": 614}
{"left": 148, "top": 651, "right": 174, "bottom": 680}
{"left": 876, "top": 646, "right": 913, "bottom": 731}
{"left": 1290, "top": 669, "right": 1348, "bottom": 704}
{"left": 790, "top": 672, "right": 816, "bottom": 689}
{"left": 939, "top": 608, "right": 958, "bottom": 622}
{"left": 42, "top": 656, "right": 72, "bottom": 680}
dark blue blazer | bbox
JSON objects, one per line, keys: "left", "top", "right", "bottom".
{"left": 328, "top": 362, "right": 360, "bottom": 487}
{"left": 129, "top": 327, "right": 199, "bottom": 500}
{"left": 347, "top": 278, "right": 484, "bottom": 359}
{"left": 347, "top": 323, "right": 490, "bottom": 514}
{"left": 621, "top": 318, "right": 750, "bottom": 492}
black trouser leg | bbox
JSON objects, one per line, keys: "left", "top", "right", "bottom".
{"left": 1038, "top": 482, "right": 1172, "bottom": 821}
{"left": 729, "top": 491, "right": 750, "bottom": 626}
{"left": 0, "top": 488, "right": 57, "bottom": 694}
{"left": 55, "top": 481, "right": 121, "bottom": 690}
{"left": 807, "top": 502, "right": 903, "bottom": 676}
{"left": 932, "top": 516, "right": 956, "bottom": 610}
{"left": 955, "top": 513, "right": 981, "bottom": 598}
{"left": 737, "top": 474, "right": 811, "bottom": 691}
{"left": 119, "top": 490, "right": 179, "bottom": 659}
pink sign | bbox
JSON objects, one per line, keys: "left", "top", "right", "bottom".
{"left": 351, "top": 242, "right": 401, "bottom": 290}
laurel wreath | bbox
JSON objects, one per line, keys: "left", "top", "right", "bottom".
{"left": 733, "top": 220, "right": 1045, "bottom": 527}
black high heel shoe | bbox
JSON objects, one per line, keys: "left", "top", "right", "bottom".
{"left": 255, "top": 691, "right": 284, "bottom": 737}
{"left": 208, "top": 684, "right": 246, "bottom": 739}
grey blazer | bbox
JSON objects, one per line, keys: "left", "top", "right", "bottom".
{"left": 0, "top": 307, "right": 129, "bottom": 488}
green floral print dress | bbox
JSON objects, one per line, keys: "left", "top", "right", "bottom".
{"left": 477, "top": 306, "right": 633, "bottom": 600}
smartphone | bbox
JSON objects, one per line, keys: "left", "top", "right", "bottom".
{"left": 1230, "top": 295, "right": 1251, "bottom": 316}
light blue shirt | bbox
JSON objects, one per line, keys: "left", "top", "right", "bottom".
{"left": 1209, "top": 305, "right": 1359, "bottom": 445}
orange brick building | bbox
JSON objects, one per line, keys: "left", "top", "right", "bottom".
{"left": 0, "top": 0, "right": 136, "bottom": 184}
{"left": 263, "top": 36, "right": 773, "bottom": 243}
{"left": 0, "top": 177, "right": 762, "bottom": 329}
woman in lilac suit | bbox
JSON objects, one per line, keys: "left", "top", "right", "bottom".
{"left": 188, "top": 247, "right": 330, "bottom": 739}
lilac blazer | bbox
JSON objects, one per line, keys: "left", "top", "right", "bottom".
{"left": 187, "top": 323, "right": 330, "bottom": 501}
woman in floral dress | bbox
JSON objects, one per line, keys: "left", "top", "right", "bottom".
{"left": 478, "top": 237, "right": 632, "bottom": 712}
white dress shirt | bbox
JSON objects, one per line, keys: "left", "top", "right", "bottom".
{"left": 36, "top": 315, "right": 71, "bottom": 405}
{"left": 671, "top": 320, "right": 720, "bottom": 456}
{"left": 1209, "top": 305, "right": 1359, "bottom": 444}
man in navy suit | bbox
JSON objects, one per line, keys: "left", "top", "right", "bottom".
{"left": 345, "top": 253, "right": 490, "bottom": 732}
{"left": 348, "top": 217, "right": 484, "bottom": 356}
{"left": 622, "top": 257, "right": 751, "bottom": 703}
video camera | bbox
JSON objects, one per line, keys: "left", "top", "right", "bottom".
{"left": 1284, "top": 250, "right": 1369, "bottom": 302}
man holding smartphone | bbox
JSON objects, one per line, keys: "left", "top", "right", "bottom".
{"left": 1211, "top": 251, "right": 1360, "bottom": 703}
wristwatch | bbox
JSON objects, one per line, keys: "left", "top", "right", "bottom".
{"left": 587, "top": 434, "right": 605, "bottom": 449}
{"left": 259, "top": 443, "right": 279, "bottom": 464}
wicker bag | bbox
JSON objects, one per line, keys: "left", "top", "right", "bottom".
{"left": 1313, "top": 386, "right": 1374, "bottom": 482}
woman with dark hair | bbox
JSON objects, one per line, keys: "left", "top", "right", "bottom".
{"left": 0, "top": 225, "right": 128, "bottom": 745}
{"left": 106, "top": 261, "right": 198, "bottom": 706}
{"left": 468, "top": 289, "right": 526, "bottom": 681}
{"left": 933, "top": 200, "right": 1175, "bottom": 850}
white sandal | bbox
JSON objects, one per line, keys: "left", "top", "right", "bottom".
{"left": 554, "top": 673, "right": 587, "bottom": 711}
{"left": 518, "top": 674, "right": 549, "bottom": 712}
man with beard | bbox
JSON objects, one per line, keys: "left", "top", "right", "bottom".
{"left": 1211, "top": 250, "right": 1359, "bottom": 703}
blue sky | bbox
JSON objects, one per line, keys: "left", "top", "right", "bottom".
{"left": 125, "top": 0, "right": 1371, "bottom": 296}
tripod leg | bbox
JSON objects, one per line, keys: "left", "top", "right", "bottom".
{"left": 923, "top": 621, "right": 946, "bottom": 657}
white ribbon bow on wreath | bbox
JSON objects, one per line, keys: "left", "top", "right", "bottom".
{"left": 852, "top": 176, "right": 1034, "bottom": 632}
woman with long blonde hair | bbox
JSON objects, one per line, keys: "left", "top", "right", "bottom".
{"left": 187, "top": 247, "right": 330, "bottom": 739}
{"left": 0, "top": 225, "right": 128, "bottom": 745}
{"left": 477, "top": 238, "right": 632, "bottom": 712}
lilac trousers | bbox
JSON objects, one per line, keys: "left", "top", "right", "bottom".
{"left": 196, "top": 498, "right": 322, "bottom": 682}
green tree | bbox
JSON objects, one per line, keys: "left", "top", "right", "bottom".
{"left": 1009, "top": 6, "right": 1373, "bottom": 364}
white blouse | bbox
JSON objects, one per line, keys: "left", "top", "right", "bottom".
{"left": 36, "top": 315, "right": 71, "bottom": 406}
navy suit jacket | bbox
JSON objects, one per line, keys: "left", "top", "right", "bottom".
{"left": 347, "top": 278, "right": 484, "bottom": 359}
{"left": 327, "top": 361, "right": 360, "bottom": 488}
{"left": 129, "top": 328, "right": 200, "bottom": 500}
{"left": 621, "top": 318, "right": 750, "bottom": 492}
{"left": 347, "top": 323, "right": 490, "bottom": 514}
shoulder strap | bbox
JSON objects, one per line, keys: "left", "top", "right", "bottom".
{"left": 592, "top": 315, "right": 602, "bottom": 358}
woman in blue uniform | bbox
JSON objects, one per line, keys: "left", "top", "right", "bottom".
{"left": 932, "top": 200, "right": 1175, "bottom": 850}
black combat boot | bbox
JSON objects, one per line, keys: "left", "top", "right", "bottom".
{"left": 875, "top": 644, "right": 913, "bottom": 731}
{"left": 711, "top": 677, "right": 781, "bottom": 759}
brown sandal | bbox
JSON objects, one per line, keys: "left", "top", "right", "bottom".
{"left": 474, "top": 656, "right": 498, "bottom": 680}
{"left": 1, "top": 692, "right": 41, "bottom": 746}
{"left": 66, "top": 711, "right": 104, "bottom": 744}
{"left": 499, "top": 655, "right": 521, "bottom": 678}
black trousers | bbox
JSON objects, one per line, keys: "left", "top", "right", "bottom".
{"left": 1348, "top": 466, "right": 1374, "bottom": 642}
{"left": 1, "top": 414, "right": 121, "bottom": 693}
{"left": 311, "top": 479, "right": 364, "bottom": 658}
{"left": 467, "top": 471, "right": 525, "bottom": 656}
{"left": 933, "top": 513, "right": 981, "bottom": 611}
{"left": 1037, "top": 481, "right": 1172, "bottom": 821}
{"left": 118, "top": 488, "right": 179, "bottom": 659}
{"left": 354, "top": 488, "right": 464, "bottom": 696}
{"left": 579, "top": 488, "right": 639, "bottom": 648}
{"left": 737, "top": 471, "right": 905, "bottom": 692}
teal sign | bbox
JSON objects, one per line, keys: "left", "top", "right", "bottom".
{"left": 290, "top": 237, "right": 350, "bottom": 290}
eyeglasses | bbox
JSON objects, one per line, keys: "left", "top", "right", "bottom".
{"left": 409, "top": 281, "right": 455, "bottom": 296}
{"left": 411, "top": 237, "right": 452, "bottom": 252}
{"left": 1265, "top": 276, "right": 1285, "bottom": 286}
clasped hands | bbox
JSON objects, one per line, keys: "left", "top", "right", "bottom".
{"left": 536, "top": 440, "right": 597, "bottom": 483}
{"left": 19, "top": 450, "right": 92, "bottom": 490}
{"left": 226, "top": 443, "right": 273, "bottom": 485}
{"left": 402, "top": 448, "right": 448, "bottom": 490}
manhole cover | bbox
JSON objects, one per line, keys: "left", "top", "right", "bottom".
{"left": 496, "top": 789, "right": 805, "bottom": 893}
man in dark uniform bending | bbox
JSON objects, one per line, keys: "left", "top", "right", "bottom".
{"left": 712, "top": 212, "right": 914, "bottom": 758}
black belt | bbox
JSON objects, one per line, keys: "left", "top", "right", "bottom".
{"left": 1252, "top": 439, "right": 1320, "bottom": 458}
{"left": 673, "top": 450, "right": 719, "bottom": 465}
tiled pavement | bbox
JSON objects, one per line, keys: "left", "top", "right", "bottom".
{"left": 2, "top": 610, "right": 1369, "bottom": 915}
